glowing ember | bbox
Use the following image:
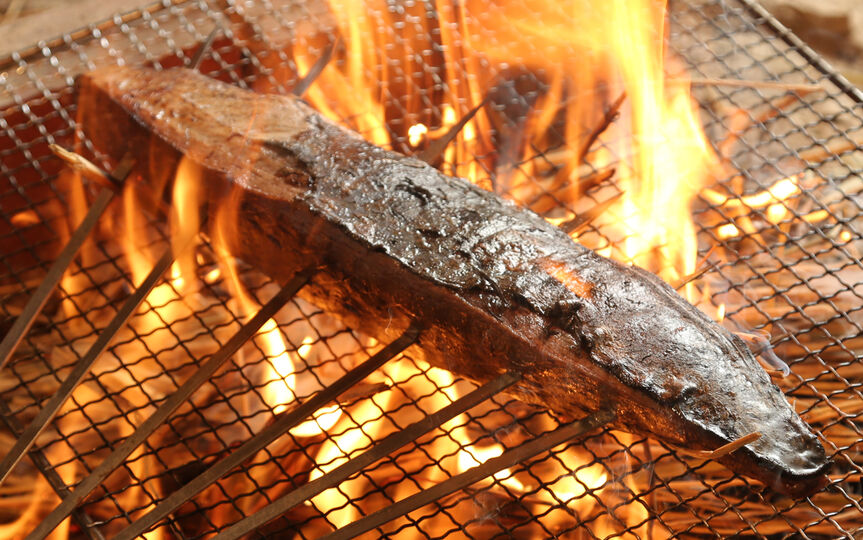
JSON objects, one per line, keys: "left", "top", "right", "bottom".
{"left": 703, "top": 174, "right": 801, "bottom": 209}
{"left": 407, "top": 123, "right": 428, "bottom": 147}
{"left": 257, "top": 319, "right": 301, "bottom": 414}
{"left": 717, "top": 222, "right": 741, "bottom": 239}
{"left": 9, "top": 210, "right": 39, "bottom": 227}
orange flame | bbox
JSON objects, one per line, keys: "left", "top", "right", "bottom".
{"left": 405, "top": 0, "right": 718, "bottom": 290}
{"left": 264, "top": 0, "right": 727, "bottom": 525}
{"left": 46, "top": 0, "right": 827, "bottom": 535}
{"left": 606, "top": 2, "right": 718, "bottom": 285}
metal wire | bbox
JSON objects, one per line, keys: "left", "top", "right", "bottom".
{"left": 0, "top": 0, "right": 860, "bottom": 538}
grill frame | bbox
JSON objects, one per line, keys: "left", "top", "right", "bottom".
{"left": 0, "top": 0, "right": 862, "bottom": 538}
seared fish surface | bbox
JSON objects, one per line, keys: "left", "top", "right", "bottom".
{"left": 77, "top": 66, "right": 829, "bottom": 497}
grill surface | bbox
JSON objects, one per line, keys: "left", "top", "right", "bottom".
{"left": 1, "top": 0, "right": 862, "bottom": 538}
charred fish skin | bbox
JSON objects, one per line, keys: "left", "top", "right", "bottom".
{"left": 77, "top": 66, "right": 829, "bottom": 498}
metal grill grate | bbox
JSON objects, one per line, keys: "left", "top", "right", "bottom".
{"left": 0, "top": 0, "right": 862, "bottom": 538}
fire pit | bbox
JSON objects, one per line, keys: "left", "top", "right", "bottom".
{"left": 1, "top": 0, "right": 861, "bottom": 538}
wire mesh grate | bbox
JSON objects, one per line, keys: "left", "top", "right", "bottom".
{"left": 0, "top": 0, "right": 862, "bottom": 538}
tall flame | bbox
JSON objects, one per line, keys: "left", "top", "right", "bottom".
{"left": 37, "top": 0, "right": 763, "bottom": 536}
{"left": 274, "top": 2, "right": 729, "bottom": 527}
{"left": 459, "top": 0, "right": 719, "bottom": 288}
{"left": 608, "top": 0, "right": 720, "bottom": 289}
{"left": 298, "top": 0, "right": 720, "bottom": 290}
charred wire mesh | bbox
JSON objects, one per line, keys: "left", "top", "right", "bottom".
{"left": 0, "top": 0, "right": 862, "bottom": 538}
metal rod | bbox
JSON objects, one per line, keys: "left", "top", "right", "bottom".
{"left": 673, "top": 261, "right": 717, "bottom": 291}
{"left": 0, "top": 155, "right": 133, "bottom": 372}
{"left": 0, "top": 399, "right": 104, "bottom": 540}
{"left": 211, "top": 371, "right": 523, "bottom": 540}
{"left": 417, "top": 94, "right": 490, "bottom": 165}
{"left": 25, "top": 267, "right": 315, "bottom": 540}
{"left": 115, "top": 323, "right": 421, "bottom": 540}
{"left": 0, "top": 248, "right": 175, "bottom": 486}
{"left": 292, "top": 36, "right": 339, "bottom": 97}
{"left": 561, "top": 191, "right": 624, "bottom": 234}
{"left": 189, "top": 25, "right": 219, "bottom": 70}
{"left": 0, "top": 189, "right": 111, "bottom": 370}
{"left": 321, "top": 408, "right": 614, "bottom": 540}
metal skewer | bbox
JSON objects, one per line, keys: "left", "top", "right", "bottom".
{"left": 0, "top": 400, "right": 104, "bottom": 540}
{"left": 25, "top": 267, "right": 315, "bottom": 540}
{"left": 211, "top": 370, "right": 526, "bottom": 540}
{"left": 417, "top": 94, "right": 490, "bottom": 165}
{"left": 0, "top": 153, "right": 133, "bottom": 371}
{"left": 189, "top": 26, "right": 220, "bottom": 69}
{"left": 0, "top": 34, "right": 232, "bottom": 479}
{"left": 0, "top": 248, "right": 175, "bottom": 486}
{"left": 321, "top": 408, "right": 614, "bottom": 540}
{"left": 115, "top": 323, "right": 421, "bottom": 540}
{"left": 16, "top": 40, "right": 344, "bottom": 537}
{"left": 292, "top": 36, "right": 339, "bottom": 97}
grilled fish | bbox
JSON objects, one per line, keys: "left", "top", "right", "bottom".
{"left": 77, "top": 66, "right": 829, "bottom": 497}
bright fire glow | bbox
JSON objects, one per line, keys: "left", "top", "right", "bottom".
{"left": 609, "top": 1, "right": 718, "bottom": 287}
{"left": 456, "top": 441, "right": 526, "bottom": 491}
{"left": 547, "top": 462, "right": 608, "bottom": 505}
{"left": 271, "top": 0, "right": 722, "bottom": 524}
{"left": 170, "top": 157, "right": 204, "bottom": 293}
{"left": 290, "top": 0, "right": 727, "bottom": 300}
{"left": 38, "top": 0, "right": 844, "bottom": 536}
{"left": 212, "top": 196, "right": 343, "bottom": 433}
{"left": 258, "top": 319, "right": 302, "bottom": 414}
{"left": 119, "top": 157, "right": 203, "bottom": 336}
{"left": 703, "top": 174, "right": 801, "bottom": 209}
{"left": 408, "top": 123, "right": 428, "bottom": 147}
